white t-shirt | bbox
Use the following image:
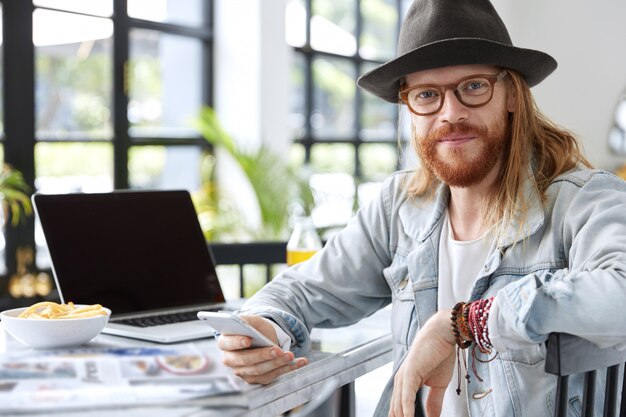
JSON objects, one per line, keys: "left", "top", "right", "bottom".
{"left": 270, "top": 209, "right": 492, "bottom": 415}
{"left": 436, "top": 209, "right": 491, "bottom": 417}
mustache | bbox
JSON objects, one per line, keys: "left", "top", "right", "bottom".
{"left": 427, "top": 122, "right": 489, "bottom": 142}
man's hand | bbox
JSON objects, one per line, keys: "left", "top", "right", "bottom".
{"left": 389, "top": 309, "right": 456, "bottom": 417}
{"left": 217, "top": 315, "right": 308, "bottom": 385}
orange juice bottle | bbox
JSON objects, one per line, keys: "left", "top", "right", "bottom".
{"left": 286, "top": 217, "right": 322, "bottom": 266}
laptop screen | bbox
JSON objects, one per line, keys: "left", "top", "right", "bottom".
{"left": 33, "top": 190, "right": 225, "bottom": 315}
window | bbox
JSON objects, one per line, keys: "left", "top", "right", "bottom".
{"left": 1, "top": 1, "right": 212, "bottom": 288}
{"left": 286, "top": 0, "right": 410, "bottom": 227}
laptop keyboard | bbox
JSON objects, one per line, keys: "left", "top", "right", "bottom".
{"left": 111, "top": 308, "right": 219, "bottom": 328}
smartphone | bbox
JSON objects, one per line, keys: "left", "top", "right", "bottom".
{"left": 197, "top": 311, "right": 276, "bottom": 348}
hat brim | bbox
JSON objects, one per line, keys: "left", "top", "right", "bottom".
{"left": 357, "top": 38, "right": 557, "bottom": 103}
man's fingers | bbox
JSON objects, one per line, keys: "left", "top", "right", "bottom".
{"left": 214, "top": 314, "right": 299, "bottom": 386}
{"left": 239, "top": 315, "right": 279, "bottom": 345}
{"left": 400, "top": 381, "right": 418, "bottom": 417}
{"left": 222, "top": 345, "right": 283, "bottom": 367}
{"left": 229, "top": 351, "right": 294, "bottom": 374}
{"left": 217, "top": 333, "right": 253, "bottom": 351}
{"left": 389, "top": 372, "right": 403, "bottom": 417}
{"left": 234, "top": 358, "right": 308, "bottom": 385}
{"left": 425, "top": 387, "right": 445, "bottom": 417}
{"left": 389, "top": 369, "right": 422, "bottom": 417}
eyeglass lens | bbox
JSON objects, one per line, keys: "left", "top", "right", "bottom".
{"left": 402, "top": 73, "right": 505, "bottom": 116}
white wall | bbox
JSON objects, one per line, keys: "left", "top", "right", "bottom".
{"left": 213, "top": 0, "right": 289, "bottom": 155}
{"left": 493, "top": 0, "right": 626, "bottom": 170}
{"left": 213, "top": 0, "right": 290, "bottom": 232}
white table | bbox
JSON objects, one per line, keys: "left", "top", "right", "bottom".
{"left": 0, "top": 307, "right": 392, "bottom": 417}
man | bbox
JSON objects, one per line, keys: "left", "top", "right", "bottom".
{"left": 217, "top": 0, "right": 626, "bottom": 416}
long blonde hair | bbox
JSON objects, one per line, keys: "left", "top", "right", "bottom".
{"left": 405, "top": 69, "right": 592, "bottom": 238}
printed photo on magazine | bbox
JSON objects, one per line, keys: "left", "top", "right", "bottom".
{"left": 0, "top": 344, "right": 245, "bottom": 412}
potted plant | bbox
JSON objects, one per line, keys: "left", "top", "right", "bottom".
{"left": 0, "top": 164, "right": 32, "bottom": 227}
{"left": 194, "top": 107, "right": 312, "bottom": 241}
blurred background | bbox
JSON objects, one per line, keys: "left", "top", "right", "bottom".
{"left": 0, "top": 0, "right": 625, "bottom": 310}
{"left": 1, "top": 2, "right": 625, "bottom": 415}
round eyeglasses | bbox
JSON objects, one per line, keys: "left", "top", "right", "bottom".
{"left": 399, "top": 70, "right": 509, "bottom": 116}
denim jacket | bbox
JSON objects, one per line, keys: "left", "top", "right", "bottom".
{"left": 243, "top": 167, "right": 626, "bottom": 417}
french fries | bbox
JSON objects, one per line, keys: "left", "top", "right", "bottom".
{"left": 17, "top": 301, "right": 108, "bottom": 319}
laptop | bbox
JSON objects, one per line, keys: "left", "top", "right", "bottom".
{"left": 32, "top": 189, "right": 237, "bottom": 344}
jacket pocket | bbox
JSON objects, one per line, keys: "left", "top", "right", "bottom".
{"left": 497, "top": 344, "right": 552, "bottom": 416}
{"left": 498, "top": 343, "right": 545, "bottom": 366}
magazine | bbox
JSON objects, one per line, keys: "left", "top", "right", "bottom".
{"left": 0, "top": 344, "right": 247, "bottom": 413}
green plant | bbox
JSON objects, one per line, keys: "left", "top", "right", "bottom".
{"left": 0, "top": 164, "right": 32, "bottom": 227}
{"left": 195, "top": 107, "right": 311, "bottom": 240}
{"left": 191, "top": 153, "right": 244, "bottom": 241}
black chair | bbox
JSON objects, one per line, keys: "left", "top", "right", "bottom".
{"left": 210, "top": 241, "right": 287, "bottom": 298}
{"left": 545, "top": 333, "right": 626, "bottom": 417}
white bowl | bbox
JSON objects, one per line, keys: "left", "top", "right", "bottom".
{"left": 0, "top": 305, "right": 111, "bottom": 349}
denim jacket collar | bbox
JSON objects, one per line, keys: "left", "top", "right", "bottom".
{"left": 498, "top": 170, "right": 545, "bottom": 248}
{"left": 398, "top": 168, "right": 545, "bottom": 248}
{"left": 398, "top": 183, "right": 449, "bottom": 243}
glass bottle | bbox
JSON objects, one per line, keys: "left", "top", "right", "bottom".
{"left": 286, "top": 216, "right": 322, "bottom": 266}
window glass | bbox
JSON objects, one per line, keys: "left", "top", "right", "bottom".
{"left": 361, "top": 61, "right": 397, "bottom": 141}
{"left": 310, "top": 143, "right": 355, "bottom": 174}
{"left": 34, "top": 9, "right": 113, "bottom": 140}
{"left": 311, "top": 0, "right": 356, "bottom": 56}
{"left": 312, "top": 57, "right": 356, "bottom": 139}
{"left": 290, "top": 52, "right": 306, "bottom": 139}
{"left": 286, "top": 0, "right": 307, "bottom": 48}
{"left": 310, "top": 172, "right": 355, "bottom": 228}
{"left": 357, "top": 181, "right": 383, "bottom": 208}
{"left": 129, "top": 29, "right": 203, "bottom": 138}
{"left": 359, "top": 143, "right": 397, "bottom": 181}
{"left": 128, "top": 145, "right": 202, "bottom": 190}
{"left": 0, "top": 145, "right": 4, "bottom": 275}
{"left": 34, "top": 0, "right": 113, "bottom": 17}
{"left": 34, "top": 143, "right": 113, "bottom": 194}
{"left": 360, "top": 0, "right": 398, "bottom": 60}
{"left": 0, "top": 5, "right": 3, "bottom": 138}
{"left": 289, "top": 143, "right": 306, "bottom": 170}
{"left": 128, "top": 0, "right": 205, "bottom": 27}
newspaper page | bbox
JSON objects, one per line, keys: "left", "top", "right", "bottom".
{"left": 0, "top": 344, "right": 246, "bottom": 413}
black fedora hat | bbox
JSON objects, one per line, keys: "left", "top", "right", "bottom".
{"left": 357, "top": 0, "right": 557, "bottom": 103}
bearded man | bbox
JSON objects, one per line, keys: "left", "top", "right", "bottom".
{"left": 217, "top": 0, "right": 626, "bottom": 416}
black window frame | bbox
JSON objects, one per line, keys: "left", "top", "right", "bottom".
{"left": 291, "top": 0, "right": 405, "bottom": 180}
{"left": 0, "top": 0, "right": 214, "bottom": 298}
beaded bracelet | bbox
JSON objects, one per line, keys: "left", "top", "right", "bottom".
{"left": 467, "top": 297, "right": 494, "bottom": 353}
{"left": 450, "top": 301, "right": 472, "bottom": 349}
{"left": 450, "top": 297, "right": 496, "bottom": 395}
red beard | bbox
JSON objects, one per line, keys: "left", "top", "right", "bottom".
{"left": 417, "top": 121, "right": 508, "bottom": 188}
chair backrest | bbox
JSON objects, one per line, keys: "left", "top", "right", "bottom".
{"left": 209, "top": 241, "right": 287, "bottom": 298}
{"left": 545, "top": 333, "right": 626, "bottom": 417}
